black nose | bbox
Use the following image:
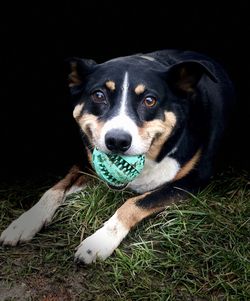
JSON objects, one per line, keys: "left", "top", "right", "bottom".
{"left": 105, "top": 130, "right": 132, "bottom": 153}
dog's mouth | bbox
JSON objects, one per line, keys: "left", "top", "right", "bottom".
{"left": 107, "top": 183, "right": 128, "bottom": 190}
{"left": 91, "top": 147, "right": 145, "bottom": 190}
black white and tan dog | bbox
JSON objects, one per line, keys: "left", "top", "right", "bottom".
{"left": 0, "top": 49, "right": 235, "bottom": 264}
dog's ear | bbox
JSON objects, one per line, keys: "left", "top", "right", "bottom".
{"left": 167, "top": 61, "right": 217, "bottom": 95}
{"left": 66, "top": 57, "right": 97, "bottom": 88}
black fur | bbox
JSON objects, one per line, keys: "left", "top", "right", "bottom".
{"left": 0, "top": 49, "right": 235, "bottom": 264}
{"left": 69, "top": 49, "right": 235, "bottom": 191}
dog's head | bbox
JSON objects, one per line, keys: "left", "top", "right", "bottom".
{"left": 67, "top": 54, "right": 215, "bottom": 160}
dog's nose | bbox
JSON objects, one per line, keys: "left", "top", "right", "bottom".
{"left": 105, "top": 130, "right": 132, "bottom": 153}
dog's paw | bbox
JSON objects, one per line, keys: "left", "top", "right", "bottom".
{"left": 0, "top": 208, "right": 46, "bottom": 246}
{"left": 74, "top": 228, "right": 118, "bottom": 264}
{"left": 0, "top": 189, "right": 64, "bottom": 246}
{"left": 74, "top": 213, "right": 129, "bottom": 264}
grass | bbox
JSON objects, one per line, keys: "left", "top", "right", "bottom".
{"left": 0, "top": 169, "right": 249, "bottom": 300}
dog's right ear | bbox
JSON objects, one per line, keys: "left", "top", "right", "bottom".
{"left": 66, "top": 57, "right": 97, "bottom": 88}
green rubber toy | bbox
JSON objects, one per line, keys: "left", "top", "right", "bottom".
{"left": 92, "top": 148, "right": 145, "bottom": 188}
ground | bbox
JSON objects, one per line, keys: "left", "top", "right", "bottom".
{"left": 0, "top": 168, "right": 249, "bottom": 300}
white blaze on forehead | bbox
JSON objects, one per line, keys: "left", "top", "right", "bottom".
{"left": 98, "top": 72, "right": 148, "bottom": 155}
{"left": 120, "top": 71, "right": 129, "bottom": 115}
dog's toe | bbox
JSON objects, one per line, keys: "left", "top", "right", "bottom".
{"left": 74, "top": 255, "right": 87, "bottom": 267}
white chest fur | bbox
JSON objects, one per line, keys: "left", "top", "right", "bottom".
{"left": 128, "top": 156, "right": 180, "bottom": 193}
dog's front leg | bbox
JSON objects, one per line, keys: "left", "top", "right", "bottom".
{"left": 75, "top": 184, "right": 186, "bottom": 264}
{"left": 0, "top": 165, "right": 89, "bottom": 246}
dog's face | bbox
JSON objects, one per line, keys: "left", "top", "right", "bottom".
{"left": 69, "top": 55, "right": 210, "bottom": 159}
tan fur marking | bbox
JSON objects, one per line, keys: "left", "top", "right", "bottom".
{"left": 174, "top": 149, "right": 202, "bottom": 181}
{"left": 86, "top": 147, "right": 93, "bottom": 165}
{"left": 117, "top": 192, "right": 163, "bottom": 230}
{"left": 77, "top": 113, "right": 104, "bottom": 147}
{"left": 73, "top": 106, "right": 97, "bottom": 163}
{"left": 106, "top": 80, "right": 116, "bottom": 91}
{"left": 52, "top": 165, "right": 82, "bottom": 191}
{"left": 135, "top": 84, "right": 145, "bottom": 95}
{"left": 177, "top": 67, "right": 195, "bottom": 92}
{"left": 69, "top": 62, "right": 82, "bottom": 87}
{"left": 140, "top": 111, "right": 177, "bottom": 160}
{"left": 78, "top": 113, "right": 97, "bottom": 132}
{"left": 73, "top": 103, "right": 84, "bottom": 120}
{"left": 74, "top": 174, "right": 90, "bottom": 187}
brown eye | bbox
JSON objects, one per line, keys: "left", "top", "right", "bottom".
{"left": 144, "top": 96, "right": 157, "bottom": 108}
{"left": 92, "top": 90, "right": 106, "bottom": 103}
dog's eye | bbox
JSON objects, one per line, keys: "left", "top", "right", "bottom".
{"left": 91, "top": 90, "right": 107, "bottom": 103}
{"left": 144, "top": 96, "right": 157, "bottom": 108}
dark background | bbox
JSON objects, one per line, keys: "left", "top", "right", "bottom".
{"left": 0, "top": 2, "right": 249, "bottom": 181}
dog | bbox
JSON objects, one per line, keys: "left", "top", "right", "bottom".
{"left": 0, "top": 49, "right": 235, "bottom": 264}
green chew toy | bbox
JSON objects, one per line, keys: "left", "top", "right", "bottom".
{"left": 92, "top": 148, "right": 145, "bottom": 188}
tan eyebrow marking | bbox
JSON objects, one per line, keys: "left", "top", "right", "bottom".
{"left": 134, "top": 84, "right": 146, "bottom": 95}
{"left": 105, "top": 80, "right": 116, "bottom": 91}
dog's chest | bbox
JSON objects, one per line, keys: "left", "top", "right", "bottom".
{"left": 128, "top": 156, "right": 180, "bottom": 193}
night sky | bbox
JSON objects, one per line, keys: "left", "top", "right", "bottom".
{"left": 1, "top": 2, "right": 249, "bottom": 181}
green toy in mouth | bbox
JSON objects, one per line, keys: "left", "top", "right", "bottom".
{"left": 92, "top": 148, "right": 145, "bottom": 188}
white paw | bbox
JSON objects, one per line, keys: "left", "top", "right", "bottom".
{"left": 0, "top": 189, "right": 64, "bottom": 246}
{"left": 75, "top": 228, "right": 118, "bottom": 264}
{"left": 0, "top": 209, "right": 45, "bottom": 246}
{"left": 75, "top": 213, "right": 129, "bottom": 264}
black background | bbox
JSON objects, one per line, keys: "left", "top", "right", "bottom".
{"left": 1, "top": 2, "right": 249, "bottom": 181}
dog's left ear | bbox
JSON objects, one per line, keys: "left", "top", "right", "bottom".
{"left": 167, "top": 61, "right": 217, "bottom": 95}
{"left": 66, "top": 57, "right": 97, "bottom": 88}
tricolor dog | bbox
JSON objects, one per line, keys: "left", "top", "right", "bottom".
{"left": 0, "top": 50, "right": 234, "bottom": 264}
